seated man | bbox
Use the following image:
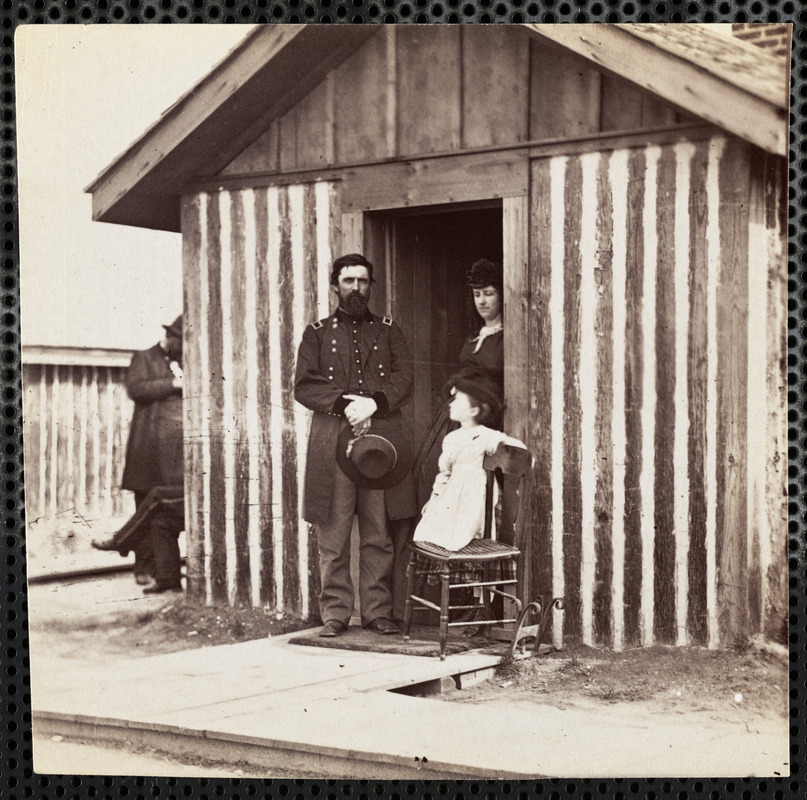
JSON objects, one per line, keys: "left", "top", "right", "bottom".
{"left": 93, "top": 484, "right": 184, "bottom": 594}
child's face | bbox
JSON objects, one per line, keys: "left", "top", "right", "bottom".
{"left": 449, "top": 389, "right": 480, "bottom": 424}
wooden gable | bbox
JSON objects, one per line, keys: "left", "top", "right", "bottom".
{"left": 218, "top": 27, "right": 694, "bottom": 180}
{"left": 88, "top": 24, "right": 787, "bottom": 232}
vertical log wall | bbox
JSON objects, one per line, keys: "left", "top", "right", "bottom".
{"left": 181, "top": 181, "right": 339, "bottom": 614}
{"left": 180, "top": 140, "right": 786, "bottom": 651}
{"left": 526, "top": 135, "right": 787, "bottom": 649}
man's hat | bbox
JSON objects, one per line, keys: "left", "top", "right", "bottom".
{"left": 336, "top": 418, "right": 414, "bottom": 490}
{"left": 163, "top": 315, "right": 183, "bottom": 338}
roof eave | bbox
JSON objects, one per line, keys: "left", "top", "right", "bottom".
{"left": 524, "top": 24, "right": 789, "bottom": 157}
{"left": 88, "top": 25, "right": 378, "bottom": 232}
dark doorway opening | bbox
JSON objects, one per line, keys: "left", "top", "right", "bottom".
{"left": 373, "top": 203, "right": 503, "bottom": 448}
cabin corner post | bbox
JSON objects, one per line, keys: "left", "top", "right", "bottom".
{"left": 753, "top": 151, "right": 788, "bottom": 647}
{"left": 764, "top": 156, "right": 788, "bottom": 646}
{"left": 527, "top": 158, "right": 557, "bottom": 647}
{"left": 180, "top": 192, "right": 208, "bottom": 606}
{"left": 714, "top": 139, "right": 751, "bottom": 647}
{"left": 503, "top": 195, "right": 531, "bottom": 605}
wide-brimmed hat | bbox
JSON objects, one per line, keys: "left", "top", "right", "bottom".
{"left": 336, "top": 418, "right": 414, "bottom": 490}
{"left": 162, "top": 315, "right": 183, "bottom": 338}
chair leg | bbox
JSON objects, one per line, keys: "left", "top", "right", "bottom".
{"left": 480, "top": 584, "right": 492, "bottom": 639}
{"left": 403, "top": 552, "right": 415, "bottom": 641}
{"left": 439, "top": 568, "right": 450, "bottom": 661}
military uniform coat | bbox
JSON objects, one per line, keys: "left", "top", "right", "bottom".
{"left": 120, "top": 344, "right": 184, "bottom": 495}
{"left": 294, "top": 309, "right": 417, "bottom": 523}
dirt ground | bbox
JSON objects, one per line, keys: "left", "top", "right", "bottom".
{"left": 444, "top": 643, "right": 789, "bottom": 723}
{"left": 27, "top": 569, "right": 790, "bottom": 729}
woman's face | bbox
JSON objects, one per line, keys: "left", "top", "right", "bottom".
{"left": 472, "top": 285, "right": 502, "bottom": 324}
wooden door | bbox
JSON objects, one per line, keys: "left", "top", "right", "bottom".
{"left": 386, "top": 206, "right": 503, "bottom": 451}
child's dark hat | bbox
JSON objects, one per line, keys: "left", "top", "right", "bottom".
{"left": 448, "top": 368, "right": 503, "bottom": 418}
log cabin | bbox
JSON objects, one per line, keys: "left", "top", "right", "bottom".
{"left": 86, "top": 24, "right": 789, "bottom": 650}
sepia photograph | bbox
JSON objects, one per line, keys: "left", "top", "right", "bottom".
{"left": 18, "top": 23, "right": 791, "bottom": 778}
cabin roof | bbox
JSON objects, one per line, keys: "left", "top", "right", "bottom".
{"left": 87, "top": 24, "right": 789, "bottom": 233}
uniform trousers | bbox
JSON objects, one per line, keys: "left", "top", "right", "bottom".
{"left": 317, "top": 463, "right": 393, "bottom": 626}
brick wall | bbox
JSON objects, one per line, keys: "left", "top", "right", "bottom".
{"left": 732, "top": 23, "right": 792, "bottom": 59}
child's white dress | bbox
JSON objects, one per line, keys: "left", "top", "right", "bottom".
{"left": 412, "top": 425, "right": 524, "bottom": 552}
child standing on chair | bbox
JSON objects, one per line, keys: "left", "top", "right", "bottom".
{"left": 413, "top": 368, "right": 526, "bottom": 552}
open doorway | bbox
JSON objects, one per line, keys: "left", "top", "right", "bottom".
{"left": 369, "top": 203, "right": 503, "bottom": 448}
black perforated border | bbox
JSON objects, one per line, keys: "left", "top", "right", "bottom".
{"left": 1, "top": 10, "right": 803, "bottom": 799}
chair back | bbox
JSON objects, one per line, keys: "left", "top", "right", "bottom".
{"left": 482, "top": 442, "right": 533, "bottom": 546}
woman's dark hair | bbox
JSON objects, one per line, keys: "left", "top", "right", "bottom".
{"left": 466, "top": 258, "right": 503, "bottom": 333}
{"left": 330, "top": 253, "right": 375, "bottom": 286}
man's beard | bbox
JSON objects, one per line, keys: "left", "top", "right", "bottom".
{"left": 341, "top": 291, "right": 368, "bottom": 318}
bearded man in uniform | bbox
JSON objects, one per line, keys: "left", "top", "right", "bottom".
{"left": 294, "top": 253, "right": 416, "bottom": 637}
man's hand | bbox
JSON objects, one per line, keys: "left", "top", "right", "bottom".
{"left": 343, "top": 394, "right": 377, "bottom": 427}
{"left": 169, "top": 361, "right": 183, "bottom": 391}
{"left": 351, "top": 419, "right": 372, "bottom": 437}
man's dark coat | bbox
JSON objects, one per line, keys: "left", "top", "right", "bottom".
{"left": 121, "top": 344, "right": 184, "bottom": 494}
{"left": 294, "top": 309, "right": 417, "bottom": 523}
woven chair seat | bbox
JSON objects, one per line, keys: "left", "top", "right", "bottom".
{"left": 411, "top": 538, "right": 520, "bottom": 563}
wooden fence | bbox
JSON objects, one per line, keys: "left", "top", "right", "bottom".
{"left": 22, "top": 347, "right": 135, "bottom": 525}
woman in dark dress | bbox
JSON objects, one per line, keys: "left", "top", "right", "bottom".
{"left": 413, "top": 258, "right": 504, "bottom": 510}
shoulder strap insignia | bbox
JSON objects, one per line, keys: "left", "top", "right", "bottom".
{"left": 311, "top": 320, "right": 324, "bottom": 330}
{"left": 382, "top": 316, "right": 393, "bottom": 326}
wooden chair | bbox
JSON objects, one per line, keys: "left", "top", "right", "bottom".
{"left": 402, "top": 442, "right": 533, "bottom": 660}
